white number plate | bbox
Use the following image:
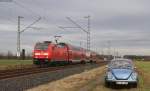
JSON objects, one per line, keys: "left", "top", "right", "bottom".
{"left": 116, "top": 82, "right": 128, "bottom": 85}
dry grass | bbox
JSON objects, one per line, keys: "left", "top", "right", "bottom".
{"left": 26, "top": 66, "right": 106, "bottom": 91}
{"left": 135, "top": 61, "right": 150, "bottom": 90}
{"left": 26, "top": 61, "right": 150, "bottom": 91}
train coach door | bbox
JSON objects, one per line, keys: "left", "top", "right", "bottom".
{"left": 53, "top": 43, "right": 69, "bottom": 62}
{"left": 52, "top": 45, "right": 60, "bottom": 61}
{"left": 58, "top": 43, "right": 69, "bottom": 62}
{"left": 64, "top": 45, "right": 69, "bottom": 62}
{"left": 66, "top": 45, "right": 70, "bottom": 62}
{"left": 60, "top": 43, "right": 69, "bottom": 62}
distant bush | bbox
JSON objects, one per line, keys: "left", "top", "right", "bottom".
{"left": 0, "top": 51, "right": 32, "bottom": 60}
{"left": 124, "top": 55, "right": 150, "bottom": 61}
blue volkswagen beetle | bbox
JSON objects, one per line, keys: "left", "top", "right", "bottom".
{"left": 105, "top": 59, "right": 138, "bottom": 87}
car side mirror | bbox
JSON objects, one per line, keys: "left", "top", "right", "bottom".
{"left": 133, "top": 67, "right": 137, "bottom": 70}
{"left": 106, "top": 65, "right": 108, "bottom": 68}
{"left": 106, "top": 65, "right": 111, "bottom": 70}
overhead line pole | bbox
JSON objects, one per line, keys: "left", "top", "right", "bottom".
{"left": 20, "top": 17, "right": 41, "bottom": 33}
{"left": 17, "top": 16, "right": 23, "bottom": 58}
{"left": 66, "top": 16, "right": 90, "bottom": 51}
{"left": 85, "top": 16, "right": 91, "bottom": 52}
{"left": 59, "top": 16, "right": 91, "bottom": 51}
{"left": 16, "top": 16, "right": 41, "bottom": 58}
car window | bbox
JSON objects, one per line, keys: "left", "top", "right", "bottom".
{"left": 109, "top": 60, "right": 133, "bottom": 69}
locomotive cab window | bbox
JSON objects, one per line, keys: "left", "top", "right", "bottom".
{"left": 35, "top": 43, "right": 49, "bottom": 50}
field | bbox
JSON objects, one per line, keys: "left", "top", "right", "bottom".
{"left": 0, "top": 59, "right": 149, "bottom": 91}
{"left": 135, "top": 61, "right": 150, "bottom": 91}
{"left": 0, "top": 59, "right": 33, "bottom": 65}
{"left": 27, "top": 61, "right": 150, "bottom": 91}
{"left": 0, "top": 59, "right": 33, "bottom": 70}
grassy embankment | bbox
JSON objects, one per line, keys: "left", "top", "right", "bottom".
{"left": 26, "top": 61, "right": 150, "bottom": 91}
{"left": 0, "top": 59, "right": 33, "bottom": 70}
{"left": 135, "top": 61, "right": 150, "bottom": 91}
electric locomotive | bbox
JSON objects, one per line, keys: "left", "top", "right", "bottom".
{"left": 33, "top": 41, "right": 98, "bottom": 66}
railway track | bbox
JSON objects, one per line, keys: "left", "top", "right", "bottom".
{"left": 0, "top": 61, "right": 108, "bottom": 80}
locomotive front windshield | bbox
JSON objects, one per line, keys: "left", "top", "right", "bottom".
{"left": 35, "top": 43, "right": 49, "bottom": 50}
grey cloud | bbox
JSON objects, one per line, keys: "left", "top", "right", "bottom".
{"left": 0, "top": 0, "right": 150, "bottom": 55}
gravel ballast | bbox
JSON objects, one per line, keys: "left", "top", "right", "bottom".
{"left": 27, "top": 65, "right": 106, "bottom": 91}
{"left": 0, "top": 63, "right": 101, "bottom": 91}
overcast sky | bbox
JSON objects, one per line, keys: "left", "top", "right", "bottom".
{"left": 0, "top": 0, "right": 150, "bottom": 55}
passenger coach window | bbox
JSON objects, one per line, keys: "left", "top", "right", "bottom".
{"left": 57, "top": 44, "right": 66, "bottom": 48}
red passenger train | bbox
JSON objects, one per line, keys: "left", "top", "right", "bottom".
{"left": 33, "top": 41, "right": 100, "bottom": 66}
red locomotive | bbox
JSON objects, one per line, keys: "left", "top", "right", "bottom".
{"left": 33, "top": 41, "right": 100, "bottom": 66}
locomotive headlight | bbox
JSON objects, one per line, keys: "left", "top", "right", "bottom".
{"left": 43, "top": 53, "right": 48, "bottom": 55}
{"left": 35, "top": 53, "right": 40, "bottom": 55}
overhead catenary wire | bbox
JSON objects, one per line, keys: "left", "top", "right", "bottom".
{"left": 13, "top": 0, "right": 41, "bottom": 18}
{"left": 66, "top": 17, "right": 88, "bottom": 33}
{"left": 13, "top": 0, "right": 62, "bottom": 34}
{"left": 20, "top": 17, "right": 41, "bottom": 33}
{"left": 0, "top": 1, "right": 17, "bottom": 25}
{"left": 11, "top": 0, "right": 43, "bottom": 58}
{"left": 59, "top": 16, "right": 91, "bottom": 51}
{"left": 0, "top": 0, "right": 42, "bottom": 28}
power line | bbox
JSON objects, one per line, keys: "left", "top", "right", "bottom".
{"left": 59, "top": 16, "right": 91, "bottom": 51}
{"left": 13, "top": 0, "right": 61, "bottom": 34}
{"left": 13, "top": 0, "right": 56, "bottom": 29}
{"left": 20, "top": 17, "right": 41, "bottom": 33}
{"left": 0, "top": 1, "right": 17, "bottom": 24}
{"left": 66, "top": 17, "right": 88, "bottom": 33}
{"left": 13, "top": 0, "right": 41, "bottom": 18}
{"left": 16, "top": 16, "right": 41, "bottom": 58}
